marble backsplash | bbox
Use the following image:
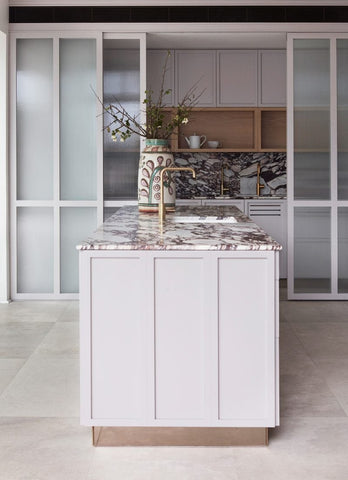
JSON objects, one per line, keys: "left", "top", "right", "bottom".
{"left": 174, "top": 152, "right": 286, "bottom": 198}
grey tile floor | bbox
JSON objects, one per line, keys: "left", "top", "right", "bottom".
{"left": 0, "top": 294, "right": 348, "bottom": 479}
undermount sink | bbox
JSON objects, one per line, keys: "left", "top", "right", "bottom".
{"left": 172, "top": 215, "right": 238, "bottom": 224}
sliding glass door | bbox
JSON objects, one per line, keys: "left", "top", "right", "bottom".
{"left": 12, "top": 34, "right": 100, "bottom": 298}
{"left": 288, "top": 35, "right": 348, "bottom": 299}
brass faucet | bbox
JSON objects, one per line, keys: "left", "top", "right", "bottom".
{"left": 256, "top": 162, "right": 264, "bottom": 197}
{"left": 159, "top": 167, "right": 196, "bottom": 222}
{"left": 220, "top": 165, "right": 229, "bottom": 196}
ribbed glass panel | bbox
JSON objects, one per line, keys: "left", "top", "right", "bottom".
{"left": 294, "top": 207, "right": 331, "bottom": 294}
{"left": 60, "top": 207, "right": 97, "bottom": 293}
{"left": 17, "top": 39, "right": 53, "bottom": 200}
{"left": 103, "top": 39, "right": 140, "bottom": 200}
{"left": 17, "top": 207, "right": 54, "bottom": 293}
{"left": 293, "top": 39, "right": 330, "bottom": 200}
{"left": 60, "top": 39, "right": 97, "bottom": 200}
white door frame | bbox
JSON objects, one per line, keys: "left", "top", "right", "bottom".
{"left": 0, "top": 30, "right": 9, "bottom": 303}
{"left": 287, "top": 32, "right": 348, "bottom": 300}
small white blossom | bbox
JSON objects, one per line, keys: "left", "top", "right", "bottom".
{"left": 182, "top": 117, "right": 189, "bottom": 124}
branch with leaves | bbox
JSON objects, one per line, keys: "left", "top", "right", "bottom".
{"left": 97, "top": 51, "right": 203, "bottom": 142}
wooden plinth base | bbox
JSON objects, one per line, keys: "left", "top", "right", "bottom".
{"left": 92, "top": 427, "right": 268, "bottom": 447}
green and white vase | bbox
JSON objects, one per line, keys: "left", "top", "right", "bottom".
{"left": 138, "top": 139, "right": 175, "bottom": 212}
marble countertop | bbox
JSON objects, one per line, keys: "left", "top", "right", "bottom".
{"left": 77, "top": 206, "right": 282, "bottom": 251}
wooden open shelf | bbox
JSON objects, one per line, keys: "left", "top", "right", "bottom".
{"left": 260, "top": 108, "right": 286, "bottom": 151}
{"left": 165, "top": 107, "right": 286, "bottom": 153}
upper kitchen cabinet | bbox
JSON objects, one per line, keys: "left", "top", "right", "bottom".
{"left": 148, "top": 49, "right": 286, "bottom": 108}
{"left": 175, "top": 50, "right": 216, "bottom": 107}
{"left": 147, "top": 50, "right": 174, "bottom": 105}
{"left": 258, "top": 50, "right": 286, "bottom": 106}
{"left": 217, "top": 50, "right": 258, "bottom": 107}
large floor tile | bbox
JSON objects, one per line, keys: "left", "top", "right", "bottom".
{"left": 87, "top": 447, "right": 239, "bottom": 480}
{"left": 0, "top": 301, "right": 70, "bottom": 323}
{"left": 0, "top": 357, "right": 79, "bottom": 417}
{"left": 281, "top": 300, "right": 348, "bottom": 323}
{"left": 58, "top": 301, "right": 79, "bottom": 322}
{"left": 270, "top": 417, "right": 348, "bottom": 455}
{"left": 314, "top": 358, "right": 348, "bottom": 416}
{"left": 34, "top": 323, "right": 79, "bottom": 358}
{"left": 232, "top": 418, "right": 348, "bottom": 479}
{"left": 0, "top": 417, "right": 93, "bottom": 480}
{"left": 280, "top": 372, "right": 345, "bottom": 417}
{"left": 291, "top": 322, "right": 348, "bottom": 360}
{"left": 0, "top": 322, "right": 53, "bottom": 359}
{"left": 0, "top": 359, "right": 25, "bottom": 394}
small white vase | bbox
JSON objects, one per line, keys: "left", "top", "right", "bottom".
{"left": 138, "top": 139, "right": 175, "bottom": 212}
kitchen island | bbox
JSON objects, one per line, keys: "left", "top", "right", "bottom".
{"left": 78, "top": 205, "right": 281, "bottom": 446}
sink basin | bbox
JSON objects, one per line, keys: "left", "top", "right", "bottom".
{"left": 172, "top": 216, "right": 237, "bottom": 224}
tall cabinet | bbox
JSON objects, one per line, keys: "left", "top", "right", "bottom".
{"left": 288, "top": 34, "right": 348, "bottom": 299}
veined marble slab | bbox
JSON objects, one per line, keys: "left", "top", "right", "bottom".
{"left": 77, "top": 206, "right": 282, "bottom": 252}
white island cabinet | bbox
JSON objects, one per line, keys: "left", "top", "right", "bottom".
{"left": 78, "top": 206, "right": 280, "bottom": 446}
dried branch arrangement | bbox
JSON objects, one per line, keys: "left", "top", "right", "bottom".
{"left": 98, "top": 51, "right": 203, "bottom": 142}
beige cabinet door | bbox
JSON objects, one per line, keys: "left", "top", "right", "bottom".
{"left": 175, "top": 50, "right": 216, "bottom": 107}
{"left": 259, "top": 50, "right": 286, "bottom": 106}
{"left": 147, "top": 49, "right": 174, "bottom": 105}
{"left": 217, "top": 50, "right": 258, "bottom": 106}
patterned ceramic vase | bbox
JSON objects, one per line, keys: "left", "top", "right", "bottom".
{"left": 138, "top": 139, "right": 175, "bottom": 212}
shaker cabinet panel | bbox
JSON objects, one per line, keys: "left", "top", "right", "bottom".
{"left": 259, "top": 50, "right": 286, "bottom": 106}
{"left": 90, "top": 257, "right": 148, "bottom": 420}
{"left": 218, "top": 256, "right": 275, "bottom": 421}
{"left": 175, "top": 50, "right": 216, "bottom": 107}
{"left": 147, "top": 49, "right": 174, "bottom": 105}
{"left": 217, "top": 50, "right": 258, "bottom": 106}
{"left": 154, "top": 257, "right": 208, "bottom": 420}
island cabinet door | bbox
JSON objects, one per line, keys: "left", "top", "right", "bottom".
{"left": 152, "top": 254, "right": 214, "bottom": 425}
{"left": 216, "top": 252, "right": 277, "bottom": 427}
{"left": 81, "top": 253, "right": 151, "bottom": 425}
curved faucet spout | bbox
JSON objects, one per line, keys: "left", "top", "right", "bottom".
{"left": 159, "top": 167, "right": 196, "bottom": 222}
{"left": 256, "top": 162, "right": 265, "bottom": 197}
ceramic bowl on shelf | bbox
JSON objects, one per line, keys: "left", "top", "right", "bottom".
{"left": 207, "top": 140, "right": 220, "bottom": 148}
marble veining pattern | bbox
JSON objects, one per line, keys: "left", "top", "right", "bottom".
{"left": 77, "top": 206, "right": 281, "bottom": 251}
{"left": 175, "top": 152, "right": 286, "bottom": 198}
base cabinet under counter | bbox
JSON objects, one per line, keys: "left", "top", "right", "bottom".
{"left": 80, "top": 249, "right": 279, "bottom": 429}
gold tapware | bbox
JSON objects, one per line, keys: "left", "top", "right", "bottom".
{"left": 159, "top": 167, "right": 196, "bottom": 223}
{"left": 220, "top": 165, "right": 229, "bottom": 196}
{"left": 256, "top": 162, "right": 265, "bottom": 197}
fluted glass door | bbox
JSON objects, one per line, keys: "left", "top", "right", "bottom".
{"left": 12, "top": 34, "right": 100, "bottom": 299}
{"left": 288, "top": 35, "right": 348, "bottom": 299}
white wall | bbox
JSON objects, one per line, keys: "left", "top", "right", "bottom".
{"left": 0, "top": 0, "right": 9, "bottom": 301}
